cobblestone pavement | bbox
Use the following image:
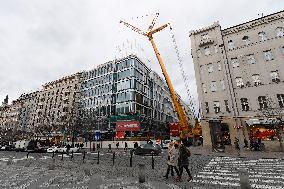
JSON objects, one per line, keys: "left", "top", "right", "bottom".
{"left": 0, "top": 149, "right": 283, "bottom": 189}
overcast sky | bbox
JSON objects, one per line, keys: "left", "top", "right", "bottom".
{"left": 0, "top": 0, "right": 283, "bottom": 111}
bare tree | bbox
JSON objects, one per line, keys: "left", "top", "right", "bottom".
{"left": 258, "top": 96, "right": 284, "bottom": 151}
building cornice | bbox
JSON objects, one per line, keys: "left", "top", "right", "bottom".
{"left": 222, "top": 10, "right": 284, "bottom": 36}
{"left": 189, "top": 21, "right": 220, "bottom": 37}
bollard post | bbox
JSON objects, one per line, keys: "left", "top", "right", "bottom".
{"left": 138, "top": 164, "right": 145, "bottom": 183}
{"left": 112, "top": 152, "right": 115, "bottom": 166}
{"left": 97, "top": 151, "right": 100, "bottom": 164}
{"left": 61, "top": 152, "right": 64, "bottom": 161}
{"left": 27, "top": 152, "right": 29, "bottom": 159}
{"left": 130, "top": 150, "right": 133, "bottom": 167}
{"left": 52, "top": 151, "right": 55, "bottom": 159}
{"left": 71, "top": 151, "right": 73, "bottom": 160}
{"left": 238, "top": 169, "right": 251, "bottom": 189}
{"left": 83, "top": 151, "right": 86, "bottom": 163}
{"left": 151, "top": 152, "right": 154, "bottom": 169}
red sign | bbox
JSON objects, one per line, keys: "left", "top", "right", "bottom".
{"left": 169, "top": 122, "right": 180, "bottom": 137}
{"left": 116, "top": 131, "right": 125, "bottom": 139}
{"left": 116, "top": 121, "right": 140, "bottom": 132}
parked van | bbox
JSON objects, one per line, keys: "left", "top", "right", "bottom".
{"left": 15, "top": 140, "right": 30, "bottom": 152}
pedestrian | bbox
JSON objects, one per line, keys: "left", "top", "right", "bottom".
{"left": 124, "top": 142, "right": 128, "bottom": 151}
{"left": 108, "top": 143, "right": 112, "bottom": 152}
{"left": 164, "top": 141, "right": 175, "bottom": 179}
{"left": 116, "top": 142, "right": 119, "bottom": 150}
{"left": 164, "top": 143, "right": 180, "bottom": 180}
{"left": 234, "top": 137, "right": 240, "bottom": 155}
{"left": 177, "top": 143, "right": 193, "bottom": 182}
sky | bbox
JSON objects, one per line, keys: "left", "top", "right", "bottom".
{"left": 0, "top": 0, "right": 283, "bottom": 113}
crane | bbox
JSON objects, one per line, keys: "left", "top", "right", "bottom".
{"left": 120, "top": 14, "right": 192, "bottom": 139}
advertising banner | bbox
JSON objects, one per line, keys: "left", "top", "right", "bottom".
{"left": 116, "top": 121, "right": 140, "bottom": 132}
{"left": 169, "top": 122, "right": 180, "bottom": 137}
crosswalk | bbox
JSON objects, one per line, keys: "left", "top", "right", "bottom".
{"left": 192, "top": 157, "right": 284, "bottom": 189}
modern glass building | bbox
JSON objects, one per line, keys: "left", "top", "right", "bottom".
{"left": 80, "top": 55, "right": 180, "bottom": 134}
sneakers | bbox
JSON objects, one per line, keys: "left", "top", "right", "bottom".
{"left": 187, "top": 176, "right": 193, "bottom": 182}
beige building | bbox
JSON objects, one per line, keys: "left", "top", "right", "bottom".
{"left": 190, "top": 10, "right": 284, "bottom": 150}
{"left": 34, "top": 72, "right": 81, "bottom": 137}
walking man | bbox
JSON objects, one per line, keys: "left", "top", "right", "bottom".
{"left": 164, "top": 143, "right": 180, "bottom": 180}
{"left": 177, "top": 143, "right": 193, "bottom": 182}
{"left": 124, "top": 142, "right": 128, "bottom": 151}
{"left": 116, "top": 142, "right": 119, "bottom": 150}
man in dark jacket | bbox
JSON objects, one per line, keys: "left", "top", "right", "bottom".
{"left": 177, "top": 143, "right": 192, "bottom": 182}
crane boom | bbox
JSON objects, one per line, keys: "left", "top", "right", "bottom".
{"left": 148, "top": 13, "right": 159, "bottom": 32}
{"left": 120, "top": 17, "right": 192, "bottom": 138}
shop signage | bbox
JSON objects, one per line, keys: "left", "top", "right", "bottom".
{"left": 116, "top": 121, "right": 140, "bottom": 132}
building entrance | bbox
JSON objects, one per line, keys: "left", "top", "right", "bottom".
{"left": 209, "top": 120, "right": 231, "bottom": 150}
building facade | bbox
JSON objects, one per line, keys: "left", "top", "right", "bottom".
{"left": 80, "top": 55, "right": 180, "bottom": 134}
{"left": 190, "top": 11, "right": 284, "bottom": 150}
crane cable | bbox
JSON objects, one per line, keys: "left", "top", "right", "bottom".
{"left": 168, "top": 24, "right": 198, "bottom": 119}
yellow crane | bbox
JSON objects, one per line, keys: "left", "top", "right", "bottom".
{"left": 120, "top": 14, "right": 192, "bottom": 139}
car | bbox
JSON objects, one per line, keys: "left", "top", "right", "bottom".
{"left": 47, "top": 146, "right": 59, "bottom": 153}
{"left": 133, "top": 143, "right": 162, "bottom": 156}
{"left": 1, "top": 145, "right": 15, "bottom": 151}
{"left": 57, "top": 146, "right": 79, "bottom": 153}
{"left": 161, "top": 140, "right": 172, "bottom": 149}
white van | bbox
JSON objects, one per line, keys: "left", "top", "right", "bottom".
{"left": 14, "top": 140, "right": 30, "bottom": 152}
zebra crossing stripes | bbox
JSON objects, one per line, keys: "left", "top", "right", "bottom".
{"left": 192, "top": 157, "right": 284, "bottom": 189}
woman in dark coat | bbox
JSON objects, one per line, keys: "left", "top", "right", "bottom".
{"left": 177, "top": 144, "right": 192, "bottom": 182}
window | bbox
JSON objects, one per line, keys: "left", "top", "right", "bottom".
{"left": 277, "top": 94, "right": 284, "bottom": 108}
{"left": 205, "top": 102, "right": 209, "bottom": 113}
{"left": 197, "top": 49, "right": 202, "bottom": 58}
{"left": 270, "top": 70, "right": 280, "bottom": 83}
{"left": 224, "top": 100, "right": 230, "bottom": 112}
{"left": 258, "top": 96, "right": 268, "bottom": 110}
{"left": 201, "top": 33, "right": 209, "bottom": 40}
{"left": 213, "top": 101, "right": 220, "bottom": 113}
{"left": 276, "top": 27, "right": 284, "bottom": 38}
{"left": 208, "top": 63, "right": 213, "bottom": 73}
{"left": 240, "top": 98, "right": 249, "bottom": 111}
{"left": 228, "top": 40, "right": 235, "bottom": 50}
{"left": 258, "top": 32, "right": 267, "bottom": 41}
{"left": 246, "top": 54, "right": 256, "bottom": 64}
{"left": 235, "top": 77, "right": 244, "bottom": 88}
{"left": 220, "top": 80, "right": 225, "bottom": 90}
{"left": 214, "top": 45, "right": 219, "bottom": 53}
{"left": 200, "top": 65, "right": 203, "bottom": 74}
{"left": 210, "top": 81, "right": 217, "bottom": 92}
{"left": 202, "top": 83, "right": 207, "bottom": 93}
{"left": 242, "top": 36, "right": 251, "bottom": 46}
{"left": 231, "top": 58, "right": 239, "bottom": 68}
{"left": 264, "top": 50, "right": 274, "bottom": 61}
{"left": 204, "top": 47, "right": 211, "bottom": 56}
{"left": 217, "top": 62, "right": 222, "bottom": 71}
{"left": 252, "top": 74, "right": 261, "bottom": 86}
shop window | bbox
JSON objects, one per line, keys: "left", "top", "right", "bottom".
{"left": 258, "top": 32, "right": 267, "bottom": 41}
{"left": 204, "top": 47, "right": 211, "bottom": 56}
{"left": 235, "top": 77, "right": 244, "bottom": 88}
{"left": 276, "top": 27, "right": 284, "bottom": 38}
{"left": 228, "top": 40, "right": 235, "bottom": 50}
{"left": 252, "top": 74, "right": 261, "bottom": 86}
{"left": 242, "top": 36, "right": 251, "bottom": 46}
{"left": 224, "top": 100, "right": 230, "bottom": 112}
{"left": 205, "top": 102, "right": 209, "bottom": 114}
{"left": 240, "top": 98, "right": 249, "bottom": 111}
{"left": 213, "top": 101, "right": 220, "bottom": 114}
{"left": 210, "top": 81, "right": 217, "bottom": 92}
{"left": 231, "top": 58, "right": 239, "bottom": 68}
{"left": 270, "top": 70, "right": 280, "bottom": 83}
{"left": 258, "top": 96, "right": 268, "bottom": 110}
{"left": 246, "top": 54, "right": 256, "bottom": 64}
{"left": 208, "top": 63, "right": 213, "bottom": 73}
{"left": 277, "top": 94, "right": 284, "bottom": 108}
{"left": 263, "top": 50, "right": 274, "bottom": 61}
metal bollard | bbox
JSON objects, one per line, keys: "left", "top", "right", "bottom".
{"left": 138, "top": 164, "right": 145, "bottom": 183}
{"left": 97, "top": 151, "right": 100, "bottom": 164}
{"left": 61, "top": 152, "right": 64, "bottom": 161}
{"left": 83, "top": 151, "right": 86, "bottom": 163}
{"left": 238, "top": 169, "right": 251, "bottom": 189}
{"left": 27, "top": 152, "right": 29, "bottom": 159}
{"left": 71, "top": 151, "right": 74, "bottom": 160}
{"left": 151, "top": 152, "right": 154, "bottom": 169}
{"left": 112, "top": 152, "right": 115, "bottom": 166}
{"left": 52, "top": 151, "right": 55, "bottom": 159}
{"left": 130, "top": 151, "right": 133, "bottom": 167}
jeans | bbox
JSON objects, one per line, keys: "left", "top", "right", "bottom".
{"left": 165, "top": 165, "right": 179, "bottom": 178}
{"left": 179, "top": 165, "right": 192, "bottom": 178}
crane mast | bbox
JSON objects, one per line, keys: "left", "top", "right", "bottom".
{"left": 120, "top": 16, "right": 192, "bottom": 139}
